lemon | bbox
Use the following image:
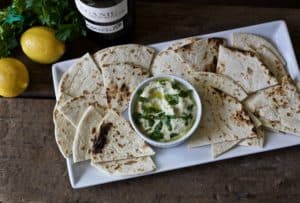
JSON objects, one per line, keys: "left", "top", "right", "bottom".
{"left": 20, "top": 26, "right": 65, "bottom": 64}
{"left": 0, "top": 58, "right": 29, "bottom": 97}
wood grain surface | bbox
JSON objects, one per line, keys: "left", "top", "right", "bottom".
{"left": 1, "top": 99, "right": 300, "bottom": 202}
{"left": 2, "top": 1, "right": 300, "bottom": 202}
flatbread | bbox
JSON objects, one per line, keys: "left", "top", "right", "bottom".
{"left": 59, "top": 53, "right": 107, "bottom": 107}
{"left": 174, "top": 38, "right": 225, "bottom": 72}
{"left": 101, "top": 62, "right": 150, "bottom": 112}
{"left": 58, "top": 96, "right": 106, "bottom": 126}
{"left": 56, "top": 93, "right": 72, "bottom": 107}
{"left": 167, "top": 37, "right": 197, "bottom": 50}
{"left": 188, "top": 86, "right": 257, "bottom": 147}
{"left": 93, "top": 44, "right": 156, "bottom": 69}
{"left": 211, "top": 112, "right": 264, "bottom": 157}
{"left": 151, "top": 38, "right": 225, "bottom": 78}
{"left": 91, "top": 156, "right": 156, "bottom": 176}
{"left": 211, "top": 140, "right": 241, "bottom": 158}
{"left": 216, "top": 45, "right": 278, "bottom": 93}
{"left": 244, "top": 76, "right": 300, "bottom": 136}
{"left": 238, "top": 111, "right": 265, "bottom": 147}
{"left": 213, "top": 112, "right": 264, "bottom": 156}
{"left": 188, "top": 72, "right": 248, "bottom": 101}
{"left": 91, "top": 110, "right": 155, "bottom": 163}
{"left": 151, "top": 49, "right": 192, "bottom": 79}
{"left": 232, "top": 33, "right": 286, "bottom": 65}
{"left": 239, "top": 127, "right": 264, "bottom": 147}
{"left": 213, "top": 126, "right": 264, "bottom": 158}
{"left": 73, "top": 106, "right": 104, "bottom": 163}
{"left": 232, "top": 33, "right": 287, "bottom": 80}
{"left": 53, "top": 105, "right": 76, "bottom": 158}
{"left": 247, "top": 111, "right": 262, "bottom": 127}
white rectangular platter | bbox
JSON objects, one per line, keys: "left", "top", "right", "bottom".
{"left": 52, "top": 20, "right": 300, "bottom": 189}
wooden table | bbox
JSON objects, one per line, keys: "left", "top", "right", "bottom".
{"left": 1, "top": 1, "right": 300, "bottom": 202}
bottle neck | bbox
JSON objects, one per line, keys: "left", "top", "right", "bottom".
{"left": 74, "top": 0, "right": 135, "bottom": 45}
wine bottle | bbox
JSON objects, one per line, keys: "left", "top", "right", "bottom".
{"left": 75, "top": 0, "right": 135, "bottom": 45}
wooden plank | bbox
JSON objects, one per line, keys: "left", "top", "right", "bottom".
{"left": 1, "top": 98, "right": 300, "bottom": 202}
{"left": 10, "top": 3, "right": 300, "bottom": 98}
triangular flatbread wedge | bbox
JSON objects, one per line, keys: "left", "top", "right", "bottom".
{"left": 213, "top": 126, "right": 265, "bottom": 158}
{"left": 247, "top": 111, "right": 262, "bottom": 127}
{"left": 188, "top": 72, "right": 248, "bottom": 101}
{"left": 211, "top": 140, "right": 241, "bottom": 158}
{"left": 216, "top": 45, "right": 278, "bottom": 93}
{"left": 232, "top": 33, "right": 286, "bottom": 65}
{"left": 244, "top": 76, "right": 300, "bottom": 136}
{"left": 188, "top": 86, "right": 257, "bottom": 147}
{"left": 59, "top": 53, "right": 107, "bottom": 107}
{"left": 91, "top": 110, "right": 155, "bottom": 163}
{"left": 212, "top": 119, "right": 264, "bottom": 158}
{"left": 93, "top": 44, "right": 156, "bottom": 69}
{"left": 174, "top": 38, "right": 225, "bottom": 72}
{"left": 232, "top": 33, "right": 287, "bottom": 80}
{"left": 151, "top": 38, "right": 225, "bottom": 78}
{"left": 58, "top": 96, "right": 106, "bottom": 126}
{"left": 238, "top": 106, "right": 265, "bottom": 147}
{"left": 214, "top": 115, "right": 264, "bottom": 155}
{"left": 101, "top": 62, "right": 150, "bottom": 112}
{"left": 73, "top": 106, "right": 105, "bottom": 163}
{"left": 91, "top": 156, "right": 156, "bottom": 176}
{"left": 167, "top": 37, "right": 197, "bottom": 50}
{"left": 239, "top": 127, "right": 264, "bottom": 147}
{"left": 151, "top": 49, "right": 192, "bottom": 79}
{"left": 53, "top": 105, "right": 76, "bottom": 158}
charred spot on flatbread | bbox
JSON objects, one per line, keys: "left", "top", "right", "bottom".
{"left": 101, "top": 63, "right": 150, "bottom": 112}
{"left": 92, "top": 122, "right": 113, "bottom": 154}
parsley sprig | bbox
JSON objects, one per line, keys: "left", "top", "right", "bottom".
{"left": 0, "top": 0, "right": 86, "bottom": 57}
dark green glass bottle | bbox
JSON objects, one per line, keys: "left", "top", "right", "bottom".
{"left": 75, "top": 0, "right": 135, "bottom": 45}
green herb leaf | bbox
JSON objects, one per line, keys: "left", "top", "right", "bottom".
{"left": 178, "top": 90, "right": 193, "bottom": 97}
{"left": 149, "top": 121, "right": 163, "bottom": 140}
{"left": 165, "top": 94, "right": 179, "bottom": 105}
{"left": 187, "top": 104, "right": 194, "bottom": 111}
{"left": 139, "top": 96, "right": 149, "bottom": 102}
{"left": 157, "top": 112, "right": 165, "bottom": 117}
{"left": 170, "top": 133, "right": 178, "bottom": 138}
{"left": 162, "top": 116, "right": 172, "bottom": 131}
{"left": 154, "top": 121, "right": 163, "bottom": 132}
{"left": 136, "top": 89, "right": 143, "bottom": 96}
{"left": 172, "top": 81, "right": 181, "bottom": 90}
{"left": 133, "top": 113, "right": 142, "bottom": 126}
{"left": 142, "top": 104, "right": 161, "bottom": 115}
{"left": 180, "top": 114, "right": 192, "bottom": 126}
{"left": 149, "top": 131, "right": 163, "bottom": 140}
{"left": 159, "top": 80, "right": 167, "bottom": 85}
{"left": 147, "top": 118, "right": 155, "bottom": 127}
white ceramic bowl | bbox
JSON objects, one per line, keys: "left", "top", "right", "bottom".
{"left": 128, "top": 74, "right": 202, "bottom": 148}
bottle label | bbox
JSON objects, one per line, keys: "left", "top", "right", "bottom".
{"left": 75, "top": 0, "right": 128, "bottom": 23}
{"left": 85, "top": 20, "right": 124, "bottom": 34}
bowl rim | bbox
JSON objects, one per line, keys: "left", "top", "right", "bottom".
{"left": 128, "top": 74, "right": 202, "bottom": 147}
